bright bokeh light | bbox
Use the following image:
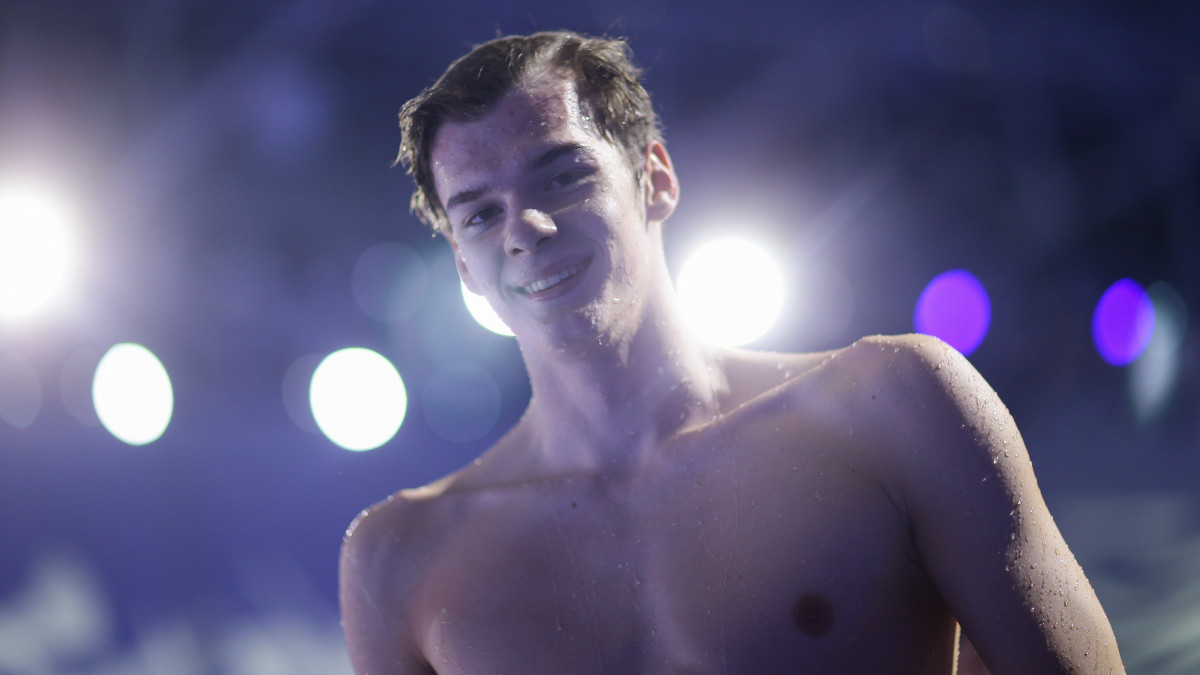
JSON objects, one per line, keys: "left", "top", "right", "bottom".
{"left": 1092, "top": 278, "right": 1155, "bottom": 366}
{"left": 914, "top": 269, "right": 991, "bottom": 355}
{"left": 309, "top": 348, "right": 406, "bottom": 451}
{"left": 0, "top": 180, "right": 80, "bottom": 322}
{"left": 461, "top": 281, "right": 514, "bottom": 337}
{"left": 92, "top": 343, "right": 174, "bottom": 446}
{"left": 677, "top": 238, "right": 784, "bottom": 346}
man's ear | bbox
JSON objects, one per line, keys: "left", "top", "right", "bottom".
{"left": 445, "top": 230, "right": 481, "bottom": 295}
{"left": 643, "top": 141, "right": 680, "bottom": 224}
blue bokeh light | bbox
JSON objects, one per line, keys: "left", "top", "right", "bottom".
{"left": 1092, "top": 278, "right": 1155, "bottom": 367}
{"left": 913, "top": 269, "right": 991, "bottom": 355}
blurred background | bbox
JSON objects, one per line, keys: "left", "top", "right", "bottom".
{"left": 0, "top": 0, "right": 1196, "bottom": 673}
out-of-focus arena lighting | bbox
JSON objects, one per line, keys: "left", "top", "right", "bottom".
{"left": 309, "top": 347, "right": 406, "bottom": 451}
{"left": 677, "top": 237, "right": 784, "bottom": 347}
{"left": 914, "top": 269, "right": 991, "bottom": 356}
{"left": 1092, "top": 278, "right": 1155, "bottom": 367}
{"left": 461, "top": 281, "right": 514, "bottom": 337}
{"left": 92, "top": 343, "right": 174, "bottom": 446}
{"left": 352, "top": 242, "right": 429, "bottom": 323}
{"left": 0, "top": 179, "right": 80, "bottom": 323}
{"left": 1130, "top": 281, "right": 1188, "bottom": 422}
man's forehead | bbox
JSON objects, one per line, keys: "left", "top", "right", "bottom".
{"left": 430, "top": 77, "right": 609, "bottom": 183}
{"left": 436, "top": 80, "right": 580, "bottom": 149}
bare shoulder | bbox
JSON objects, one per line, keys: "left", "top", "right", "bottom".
{"left": 339, "top": 483, "right": 452, "bottom": 674}
{"left": 825, "top": 332, "right": 976, "bottom": 392}
{"left": 341, "top": 487, "right": 435, "bottom": 575}
{"left": 803, "top": 332, "right": 1022, "bottom": 512}
{"left": 799, "top": 333, "right": 993, "bottom": 433}
{"left": 721, "top": 334, "right": 978, "bottom": 428}
{"left": 821, "top": 334, "right": 1126, "bottom": 672}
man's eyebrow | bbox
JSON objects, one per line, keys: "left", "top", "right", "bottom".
{"left": 529, "top": 142, "right": 586, "bottom": 171}
{"left": 445, "top": 186, "right": 488, "bottom": 212}
{"left": 443, "top": 143, "right": 588, "bottom": 213}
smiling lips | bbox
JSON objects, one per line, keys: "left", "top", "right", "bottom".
{"left": 519, "top": 261, "right": 587, "bottom": 295}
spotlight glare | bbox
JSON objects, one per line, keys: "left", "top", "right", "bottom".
{"left": 677, "top": 238, "right": 784, "bottom": 347}
{"left": 0, "top": 180, "right": 80, "bottom": 323}
{"left": 461, "top": 281, "right": 514, "bottom": 337}
{"left": 92, "top": 343, "right": 174, "bottom": 446}
{"left": 309, "top": 348, "right": 406, "bottom": 451}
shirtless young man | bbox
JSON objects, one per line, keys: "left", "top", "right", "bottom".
{"left": 340, "top": 31, "right": 1124, "bottom": 674}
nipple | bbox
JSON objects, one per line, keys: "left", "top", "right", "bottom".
{"left": 791, "top": 593, "right": 834, "bottom": 637}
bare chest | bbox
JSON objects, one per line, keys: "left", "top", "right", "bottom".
{"left": 413, "top": 425, "right": 956, "bottom": 673}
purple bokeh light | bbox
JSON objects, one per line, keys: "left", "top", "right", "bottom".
{"left": 1092, "top": 278, "right": 1155, "bottom": 366}
{"left": 914, "top": 269, "right": 991, "bottom": 355}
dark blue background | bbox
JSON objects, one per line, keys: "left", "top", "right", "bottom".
{"left": 0, "top": 1, "right": 1196, "bottom": 672}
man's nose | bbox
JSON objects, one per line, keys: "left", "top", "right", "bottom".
{"left": 505, "top": 208, "right": 557, "bottom": 255}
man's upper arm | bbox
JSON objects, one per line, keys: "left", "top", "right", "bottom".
{"left": 339, "top": 499, "right": 431, "bottom": 675}
{"left": 865, "top": 335, "right": 1123, "bottom": 674}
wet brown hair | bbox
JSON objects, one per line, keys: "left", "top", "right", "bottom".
{"left": 396, "top": 31, "right": 663, "bottom": 230}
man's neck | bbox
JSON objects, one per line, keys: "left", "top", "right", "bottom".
{"left": 517, "top": 300, "right": 728, "bottom": 474}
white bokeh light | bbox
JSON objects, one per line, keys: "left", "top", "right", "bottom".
{"left": 0, "top": 180, "right": 81, "bottom": 323}
{"left": 92, "top": 343, "right": 174, "bottom": 446}
{"left": 461, "top": 281, "right": 514, "bottom": 337}
{"left": 677, "top": 237, "right": 785, "bottom": 346}
{"left": 309, "top": 348, "right": 406, "bottom": 452}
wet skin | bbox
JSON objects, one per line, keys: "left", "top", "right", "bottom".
{"left": 340, "top": 72, "right": 1124, "bottom": 674}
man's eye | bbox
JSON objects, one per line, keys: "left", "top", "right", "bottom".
{"left": 547, "top": 171, "right": 587, "bottom": 189}
{"left": 464, "top": 206, "right": 502, "bottom": 228}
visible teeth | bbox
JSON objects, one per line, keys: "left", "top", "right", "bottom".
{"left": 523, "top": 263, "right": 584, "bottom": 294}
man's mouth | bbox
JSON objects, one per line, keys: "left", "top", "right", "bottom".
{"left": 520, "top": 262, "right": 587, "bottom": 294}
